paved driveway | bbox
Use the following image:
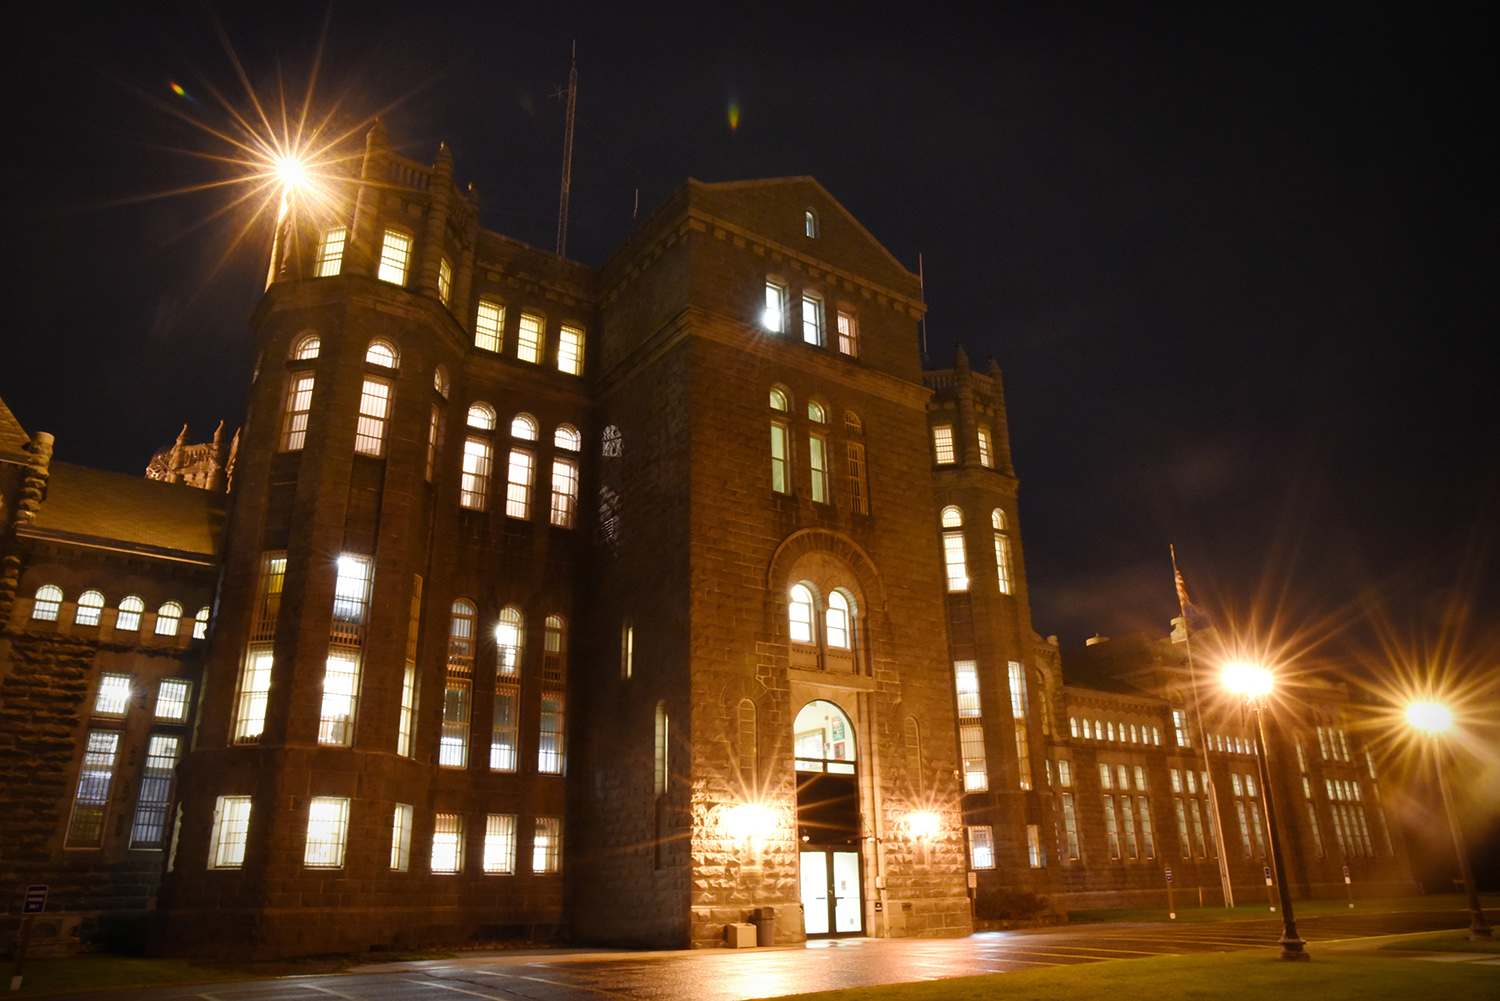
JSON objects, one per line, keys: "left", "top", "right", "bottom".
{"left": 38, "top": 910, "right": 1481, "bottom": 1001}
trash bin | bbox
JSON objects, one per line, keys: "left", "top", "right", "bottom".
{"left": 752, "top": 906, "right": 776, "bottom": 946}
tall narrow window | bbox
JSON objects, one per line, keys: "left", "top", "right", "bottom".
{"left": 129, "top": 734, "right": 180, "bottom": 848}
{"left": 75, "top": 590, "right": 105, "bottom": 626}
{"left": 506, "top": 448, "right": 534, "bottom": 519}
{"left": 959, "top": 723, "right": 988, "bottom": 792}
{"left": 1138, "top": 796, "right": 1156, "bottom": 857}
{"left": 826, "top": 591, "right": 851, "bottom": 649}
{"left": 771, "top": 420, "right": 791, "bottom": 494}
{"left": 533, "top": 817, "right": 562, "bottom": 873}
{"left": 788, "top": 584, "right": 816, "bottom": 644}
{"left": 654, "top": 701, "right": 669, "bottom": 796}
{"left": 193, "top": 605, "right": 210, "bottom": 639}
{"left": 836, "top": 311, "right": 858, "bottom": 356}
{"left": 542, "top": 615, "right": 565, "bottom": 687}
{"left": 539, "top": 694, "right": 564, "bottom": 774}
{"left": 802, "top": 294, "right": 825, "bottom": 346}
{"left": 397, "top": 577, "right": 422, "bottom": 758}
{"left": 448, "top": 599, "right": 476, "bottom": 674}
{"left": 236, "top": 552, "right": 285, "bottom": 743}
{"left": 437, "top": 257, "right": 452, "bottom": 305}
{"left": 1121, "top": 797, "right": 1139, "bottom": 859}
{"left": 932, "top": 425, "right": 956, "bottom": 464}
{"left": 1027, "top": 824, "right": 1044, "bottom": 867}
{"left": 65, "top": 731, "right": 121, "bottom": 847}
{"left": 355, "top": 378, "right": 393, "bottom": 456}
{"left": 976, "top": 426, "right": 994, "bottom": 468}
{"left": 1062, "top": 793, "right": 1080, "bottom": 859}
{"left": 550, "top": 457, "right": 579, "bottom": 527}
{"left": 116, "top": 595, "right": 145, "bottom": 632}
{"left": 764, "top": 281, "right": 787, "bottom": 332}
{"left": 1172, "top": 709, "right": 1190, "bottom": 747}
{"left": 953, "top": 660, "right": 981, "bottom": 718}
{"left": 304, "top": 797, "right": 351, "bottom": 868}
{"left": 431, "top": 813, "right": 463, "bottom": 873}
{"left": 804, "top": 209, "right": 818, "bottom": 238}
{"left": 1103, "top": 796, "right": 1121, "bottom": 859}
{"left": 484, "top": 814, "right": 518, "bottom": 874}
{"left": 461, "top": 404, "right": 495, "bottom": 511}
{"left": 558, "top": 324, "right": 584, "bottom": 375}
{"left": 209, "top": 796, "right": 252, "bottom": 868}
{"left": 320, "top": 554, "right": 372, "bottom": 746}
{"left": 439, "top": 680, "right": 471, "bottom": 768}
{"left": 154, "top": 679, "right": 191, "bottom": 721}
{"left": 377, "top": 229, "right": 412, "bottom": 285}
{"left": 475, "top": 299, "right": 505, "bottom": 353}
{"left": 968, "top": 825, "right": 996, "bottom": 869}
{"left": 940, "top": 506, "right": 968, "bottom": 592}
{"left": 314, "top": 226, "right": 346, "bottom": 277}
{"left": 391, "top": 803, "right": 413, "bottom": 870}
{"left": 31, "top": 584, "right": 62, "bottom": 621}
{"left": 809, "top": 432, "right": 829, "bottom": 503}
{"left": 517, "top": 313, "right": 545, "bottom": 364}
{"left": 496, "top": 606, "right": 523, "bottom": 676}
{"left": 992, "top": 509, "right": 1013, "bottom": 595}
{"left": 621, "top": 621, "right": 634, "bottom": 679}
{"left": 281, "top": 373, "right": 315, "bottom": 451}
{"left": 491, "top": 687, "right": 518, "bottom": 771}
{"left": 1008, "top": 661, "right": 1032, "bottom": 791}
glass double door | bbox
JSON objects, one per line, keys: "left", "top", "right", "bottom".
{"left": 800, "top": 848, "right": 862, "bottom": 936}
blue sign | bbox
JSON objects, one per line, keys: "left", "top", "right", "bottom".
{"left": 22, "top": 885, "right": 47, "bottom": 915}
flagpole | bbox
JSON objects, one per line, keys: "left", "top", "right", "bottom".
{"left": 1172, "top": 545, "right": 1236, "bottom": 909}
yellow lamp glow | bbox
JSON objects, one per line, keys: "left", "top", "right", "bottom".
{"left": 1223, "top": 662, "right": 1273, "bottom": 698}
{"left": 1406, "top": 701, "right": 1453, "bottom": 735}
{"left": 274, "top": 154, "right": 308, "bottom": 193}
{"left": 724, "top": 803, "right": 775, "bottom": 843}
{"left": 906, "top": 811, "right": 940, "bottom": 841}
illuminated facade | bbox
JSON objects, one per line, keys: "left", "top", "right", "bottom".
{"left": 0, "top": 126, "right": 1413, "bottom": 958}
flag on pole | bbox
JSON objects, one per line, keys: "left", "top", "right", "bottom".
{"left": 1175, "top": 568, "right": 1191, "bottom": 613}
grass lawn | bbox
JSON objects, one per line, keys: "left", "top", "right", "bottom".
{"left": 5, "top": 955, "right": 249, "bottom": 997}
{"left": 1378, "top": 929, "right": 1500, "bottom": 954}
{"left": 1066, "top": 892, "right": 1500, "bottom": 925}
{"left": 772, "top": 951, "right": 1500, "bottom": 1001}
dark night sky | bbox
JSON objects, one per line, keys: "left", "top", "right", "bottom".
{"left": 6, "top": 0, "right": 1496, "bottom": 832}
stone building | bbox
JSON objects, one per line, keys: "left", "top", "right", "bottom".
{"left": 1, "top": 126, "right": 1414, "bottom": 959}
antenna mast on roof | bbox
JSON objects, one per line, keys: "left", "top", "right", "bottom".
{"left": 555, "top": 41, "right": 578, "bottom": 257}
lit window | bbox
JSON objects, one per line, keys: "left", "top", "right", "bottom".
{"left": 770, "top": 417, "right": 791, "bottom": 494}
{"left": 517, "top": 313, "right": 545, "bottom": 364}
{"left": 496, "top": 606, "right": 523, "bottom": 677}
{"left": 391, "top": 804, "right": 413, "bottom": 870}
{"left": 1173, "top": 709, "right": 1190, "bottom": 748}
{"left": 475, "top": 299, "right": 505, "bottom": 353}
{"left": 558, "top": 324, "right": 584, "bottom": 375}
{"left": 292, "top": 334, "right": 320, "bottom": 360}
{"left": 154, "top": 679, "right": 192, "bottom": 721}
{"left": 826, "top": 591, "right": 851, "bottom": 649}
{"left": 550, "top": 457, "right": 579, "bottom": 527}
{"left": 836, "top": 311, "right": 858, "bottom": 356}
{"left": 940, "top": 506, "right": 968, "bottom": 592}
{"left": 355, "top": 379, "right": 393, "bottom": 457}
{"left": 543, "top": 615, "right": 564, "bottom": 682}
{"left": 1009, "top": 661, "right": 1031, "bottom": 791}
{"left": 397, "top": 664, "right": 417, "bottom": 758}
{"left": 434, "top": 365, "right": 449, "bottom": 398}
{"left": 809, "top": 433, "right": 829, "bottom": 503}
{"left": 461, "top": 437, "right": 493, "bottom": 510}
{"left": 94, "top": 673, "right": 131, "bottom": 715}
{"left": 977, "top": 426, "right": 994, "bottom": 468}
{"left": 932, "top": 425, "right": 956, "bottom": 464}
{"left": 314, "top": 227, "right": 347, "bottom": 277}
{"left": 64, "top": 731, "right": 120, "bottom": 847}
{"left": 484, "top": 814, "right": 517, "bottom": 874}
{"left": 789, "top": 584, "right": 815, "bottom": 644}
{"left": 154, "top": 601, "right": 183, "bottom": 637}
{"left": 75, "top": 590, "right": 105, "bottom": 626}
{"left": 968, "top": 825, "right": 995, "bottom": 869}
{"left": 31, "top": 584, "right": 62, "bottom": 621}
{"left": 431, "top": 813, "right": 464, "bottom": 873}
{"left": 533, "top": 816, "right": 562, "bottom": 873}
{"left": 447, "top": 599, "right": 476, "bottom": 674}
{"left": 365, "top": 340, "right": 399, "bottom": 368}
{"left": 621, "top": 621, "right": 634, "bottom": 679}
{"left": 1062, "top": 793, "right": 1080, "bottom": 859}
{"left": 1070, "top": 716, "right": 1079, "bottom": 738}
{"left": 281, "top": 373, "right": 315, "bottom": 451}
{"left": 511, "top": 413, "right": 537, "bottom": 440}
{"left": 427, "top": 405, "right": 441, "bottom": 481}
{"left": 192, "top": 605, "right": 210, "bottom": 639}
{"left": 1058, "top": 759, "right": 1073, "bottom": 786}
{"left": 953, "top": 660, "right": 981, "bottom": 718}
{"left": 1027, "top": 823, "right": 1044, "bottom": 867}
{"left": 764, "top": 281, "right": 787, "bottom": 332}
{"left": 539, "top": 694, "right": 565, "bottom": 774}
{"left": 491, "top": 686, "right": 518, "bottom": 771}
{"left": 802, "top": 294, "right": 825, "bottom": 346}
{"left": 804, "top": 208, "right": 818, "bottom": 238}
{"left": 770, "top": 387, "right": 789, "bottom": 412}
{"left": 506, "top": 449, "right": 533, "bottom": 519}
{"left": 655, "top": 701, "right": 669, "bottom": 795}
{"left": 128, "top": 734, "right": 180, "bottom": 849}
{"left": 377, "top": 229, "right": 412, "bottom": 285}
{"left": 116, "top": 595, "right": 145, "bottom": 632}
{"left": 437, "top": 257, "right": 452, "bottom": 306}
{"left": 304, "top": 797, "right": 350, "bottom": 868}
{"left": 959, "top": 724, "right": 988, "bottom": 791}
{"left": 439, "top": 680, "right": 470, "bottom": 768}
{"left": 320, "top": 554, "right": 373, "bottom": 747}
{"left": 235, "top": 553, "right": 284, "bottom": 743}
{"left": 209, "top": 795, "right": 253, "bottom": 868}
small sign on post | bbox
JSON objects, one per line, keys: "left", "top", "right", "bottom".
{"left": 1263, "top": 866, "right": 1275, "bottom": 912}
{"left": 1343, "top": 864, "right": 1354, "bottom": 908}
{"left": 22, "top": 886, "right": 47, "bottom": 915}
{"left": 13, "top": 885, "right": 47, "bottom": 991}
{"left": 1165, "top": 867, "right": 1176, "bottom": 919}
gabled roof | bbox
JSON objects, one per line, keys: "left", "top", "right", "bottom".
{"left": 20, "top": 462, "right": 224, "bottom": 562}
{"left": 0, "top": 394, "right": 28, "bottom": 454}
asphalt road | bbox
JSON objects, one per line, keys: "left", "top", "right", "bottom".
{"left": 36, "top": 910, "right": 1483, "bottom": 1001}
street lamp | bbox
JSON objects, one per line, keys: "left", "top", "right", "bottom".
{"left": 1223, "top": 663, "right": 1309, "bottom": 961}
{"left": 1405, "top": 701, "right": 1494, "bottom": 940}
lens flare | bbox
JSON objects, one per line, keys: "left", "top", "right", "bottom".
{"left": 728, "top": 101, "right": 740, "bottom": 131}
{"left": 1406, "top": 701, "right": 1453, "bottom": 735}
{"left": 1223, "top": 662, "right": 1274, "bottom": 698}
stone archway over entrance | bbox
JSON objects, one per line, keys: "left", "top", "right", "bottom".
{"left": 794, "top": 699, "right": 863, "bottom": 936}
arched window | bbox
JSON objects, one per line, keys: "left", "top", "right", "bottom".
{"left": 543, "top": 614, "right": 566, "bottom": 686}
{"left": 433, "top": 365, "right": 450, "bottom": 398}
{"left": 769, "top": 387, "right": 789, "bottom": 412}
{"left": 1082, "top": 719, "right": 1092, "bottom": 739}
{"left": 511, "top": 414, "right": 537, "bottom": 440}
{"left": 365, "top": 340, "right": 399, "bottom": 368}
{"left": 448, "top": 600, "right": 476, "bottom": 674}
{"left": 467, "top": 403, "right": 496, "bottom": 431}
{"left": 769, "top": 388, "right": 791, "bottom": 494}
{"left": 461, "top": 404, "right": 496, "bottom": 511}
{"left": 193, "top": 605, "right": 210, "bottom": 639}
{"left": 116, "top": 595, "right": 145, "bottom": 632}
{"left": 826, "top": 591, "right": 851, "bottom": 649}
{"left": 992, "top": 508, "right": 1013, "bottom": 595}
{"left": 804, "top": 208, "right": 819, "bottom": 238}
{"left": 940, "top": 506, "right": 968, "bottom": 592}
{"left": 31, "top": 584, "right": 63, "bottom": 621}
{"left": 496, "top": 606, "right": 523, "bottom": 677}
{"left": 808, "top": 401, "right": 826, "bottom": 423}
{"left": 788, "top": 584, "right": 816, "bottom": 643}
{"left": 155, "top": 601, "right": 183, "bottom": 636}
{"left": 554, "top": 425, "right": 581, "bottom": 451}
{"left": 845, "top": 411, "right": 869, "bottom": 514}
{"left": 808, "top": 402, "right": 829, "bottom": 502}
{"left": 1069, "top": 716, "right": 1080, "bottom": 738}
{"left": 76, "top": 590, "right": 105, "bottom": 627}
{"left": 292, "top": 334, "right": 320, "bottom": 360}
{"left": 793, "top": 700, "right": 855, "bottom": 774}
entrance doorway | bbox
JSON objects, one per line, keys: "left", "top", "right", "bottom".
{"left": 794, "top": 700, "right": 863, "bottom": 937}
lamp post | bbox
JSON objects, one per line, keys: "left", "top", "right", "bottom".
{"left": 1223, "top": 663, "right": 1308, "bottom": 961}
{"left": 1405, "top": 702, "right": 1493, "bottom": 940}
